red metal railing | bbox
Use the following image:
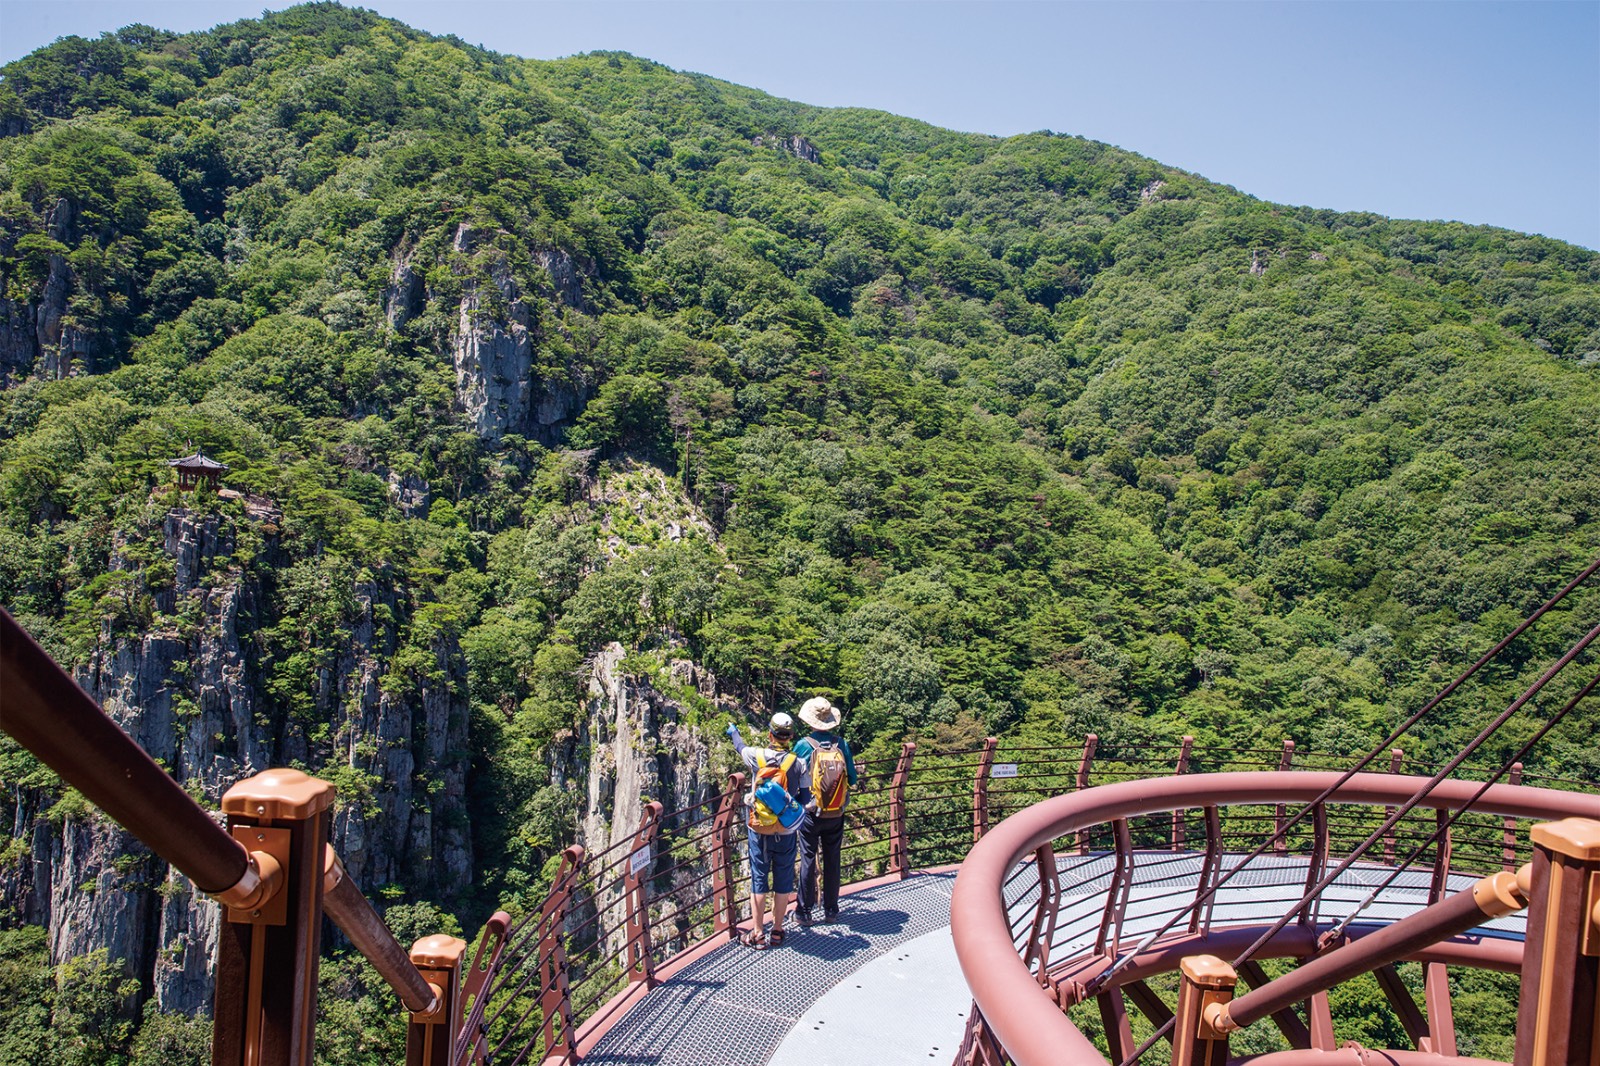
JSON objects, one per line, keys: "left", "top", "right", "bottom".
{"left": 9, "top": 589, "right": 1599, "bottom": 1066}
{"left": 948, "top": 770, "right": 1600, "bottom": 1066}
{"left": 0, "top": 608, "right": 455, "bottom": 1066}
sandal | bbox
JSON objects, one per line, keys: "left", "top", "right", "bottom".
{"left": 769, "top": 928, "right": 786, "bottom": 946}
{"left": 742, "top": 928, "right": 769, "bottom": 949}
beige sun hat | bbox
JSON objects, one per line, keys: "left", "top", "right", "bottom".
{"left": 798, "top": 696, "right": 841, "bottom": 732}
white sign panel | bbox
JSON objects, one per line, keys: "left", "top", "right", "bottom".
{"left": 991, "top": 763, "right": 1019, "bottom": 779}
{"left": 630, "top": 845, "right": 652, "bottom": 875}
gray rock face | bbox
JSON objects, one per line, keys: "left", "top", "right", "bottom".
{"left": 576, "top": 644, "right": 713, "bottom": 859}
{"left": 0, "top": 297, "right": 38, "bottom": 383}
{"left": 1, "top": 505, "right": 473, "bottom": 1016}
{"left": 752, "top": 133, "right": 820, "bottom": 164}
{"left": 564, "top": 644, "right": 722, "bottom": 959}
{"left": 385, "top": 470, "right": 432, "bottom": 519}
{"left": 329, "top": 585, "right": 472, "bottom": 896}
{"left": 0, "top": 197, "right": 104, "bottom": 382}
{"left": 453, "top": 262, "right": 537, "bottom": 440}
{"left": 534, "top": 248, "right": 585, "bottom": 311}
{"left": 385, "top": 251, "right": 426, "bottom": 330}
{"left": 448, "top": 225, "right": 593, "bottom": 446}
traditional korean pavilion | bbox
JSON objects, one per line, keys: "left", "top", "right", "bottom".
{"left": 168, "top": 449, "right": 228, "bottom": 489}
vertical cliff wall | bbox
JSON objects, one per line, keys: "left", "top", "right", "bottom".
{"left": 0, "top": 502, "right": 473, "bottom": 1014}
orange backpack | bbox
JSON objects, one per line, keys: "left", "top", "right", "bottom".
{"left": 811, "top": 740, "right": 849, "bottom": 817}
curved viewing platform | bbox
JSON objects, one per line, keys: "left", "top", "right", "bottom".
{"left": 4, "top": 603, "right": 1599, "bottom": 1066}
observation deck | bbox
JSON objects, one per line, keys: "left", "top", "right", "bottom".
{"left": 4, "top": 547, "right": 1600, "bottom": 1066}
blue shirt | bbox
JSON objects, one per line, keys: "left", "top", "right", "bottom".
{"left": 793, "top": 731, "right": 856, "bottom": 786}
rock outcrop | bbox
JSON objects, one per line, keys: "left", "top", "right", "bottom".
{"left": 1, "top": 197, "right": 96, "bottom": 383}
{"left": 574, "top": 644, "right": 715, "bottom": 858}
{"left": 447, "top": 225, "right": 593, "bottom": 445}
{"left": 1, "top": 504, "right": 473, "bottom": 1015}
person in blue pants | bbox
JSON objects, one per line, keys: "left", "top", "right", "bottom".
{"left": 726, "top": 712, "right": 811, "bottom": 947}
{"left": 792, "top": 697, "right": 857, "bottom": 926}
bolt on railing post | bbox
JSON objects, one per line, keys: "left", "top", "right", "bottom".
{"left": 623, "top": 801, "right": 664, "bottom": 986}
{"left": 1273, "top": 739, "right": 1294, "bottom": 853}
{"left": 1514, "top": 817, "right": 1600, "bottom": 1066}
{"left": 1384, "top": 747, "right": 1405, "bottom": 864}
{"left": 973, "top": 737, "right": 998, "bottom": 843}
{"left": 1171, "top": 955, "right": 1236, "bottom": 1066}
{"left": 538, "top": 845, "right": 583, "bottom": 1064}
{"left": 712, "top": 772, "right": 745, "bottom": 938}
{"left": 1171, "top": 735, "right": 1193, "bottom": 850}
{"left": 405, "top": 934, "right": 466, "bottom": 1066}
{"left": 1075, "top": 734, "right": 1098, "bottom": 855}
{"left": 213, "top": 769, "right": 337, "bottom": 1066}
{"left": 1502, "top": 761, "right": 1524, "bottom": 872}
{"left": 887, "top": 742, "right": 916, "bottom": 879}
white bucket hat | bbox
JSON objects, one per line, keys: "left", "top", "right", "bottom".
{"left": 798, "top": 696, "right": 841, "bottom": 732}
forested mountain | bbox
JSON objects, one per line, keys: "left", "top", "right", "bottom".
{"left": 0, "top": 4, "right": 1597, "bottom": 1061}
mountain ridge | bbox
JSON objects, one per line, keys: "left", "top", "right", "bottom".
{"left": 0, "top": 3, "right": 1595, "bottom": 1061}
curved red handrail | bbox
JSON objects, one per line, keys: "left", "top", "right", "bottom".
{"left": 949, "top": 771, "right": 1600, "bottom": 1066}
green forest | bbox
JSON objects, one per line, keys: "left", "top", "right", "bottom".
{"left": 0, "top": 4, "right": 1597, "bottom": 1062}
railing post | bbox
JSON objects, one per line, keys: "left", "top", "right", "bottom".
{"left": 538, "top": 845, "right": 583, "bottom": 1064}
{"left": 1190, "top": 805, "right": 1222, "bottom": 936}
{"left": 1096, "top": 818, "right": 1134, "bottom": 956}
{"left": 1384, "top": 747, "right": 1404, "bottom": 864}
{"left": 1273, "top": 739, "right": 1294, "bottom": 853}
{"left": 712, "top": 772, "right": 745, "bottom": 938}
{"left": 1297, "top": 801, "right": 1328, "bottom": 927}
{"left": 214, "top": 769, "right": 337, "bottom": 1066}
{"left": 1075, "top": 734, "right": 1098, "bottom": 855}
{"left": 1171, "top": 735, "right": 1193, "bottom": 850}
{"left": 1502, "top": 761, "right": 1524, "bottom": 872}
{"left": 887, "top": 742, "right": 916, "bottom": 879}
{"left": 457, "top": 910, "right": 510, "bottom": 1066}
{"left": 623, "top": 801, "right": 664, "bottom": 986}
{"left": 1171, "top": 956, "right": 1236, "bottom": 1066}
{"left": 405, "top": 934, "right": 466, "bottom": 1066}
{"left": 973, "top": 737, "right": 998, "bottom": 843}
{"left": 1514, "top": 817, "right": 1600, "bottom": 1066}
{"left": 1021, "top": 842, "right": 1058, "bottom": 984}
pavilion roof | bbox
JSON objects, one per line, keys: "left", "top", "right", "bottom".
{"left": 168, "top": 452, "right": 229, "bottom": 471}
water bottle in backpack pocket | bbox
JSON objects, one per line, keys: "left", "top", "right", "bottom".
{"left": 749, "top": 751, "right": 805, "bottom": 831}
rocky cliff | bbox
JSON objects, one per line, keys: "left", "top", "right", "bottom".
{"left": 571, "top": 643, "right": 719, "bottom": 857}
{"left": 0, "top": 502, "right": 473, "bottom": 1014}
{"left": 394, "top": 223, "right": 595, "bottom": 446}
{"left": 0, "top": 196, "right": 98, "bottom": 383}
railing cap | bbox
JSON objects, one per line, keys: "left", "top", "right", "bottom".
{"left": 1178, "top": 954, "right": 1237, "bottom": 989}
{"left": 222, "top": 768, "right": 336, "bottom": 820}
{"left": 411, "top": 934, "right": 468, "bottom": 969}
{"left": 1531, "top": 816, "right": 1600, "bottom": 860}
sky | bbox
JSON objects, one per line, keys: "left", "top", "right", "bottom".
{"left": 1, "top": 1, "right": 1596, "bottom": 250}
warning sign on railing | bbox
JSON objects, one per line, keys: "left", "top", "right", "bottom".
{"left": 630, "top": 845, "right": 652, "bottom": 875}
{"left": 991, "top": 763, "right": 1019, "bottom": 778}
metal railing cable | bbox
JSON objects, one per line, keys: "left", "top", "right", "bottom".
{"left": 1324, "top": 668, "right": 1600, "bottom": 940}
{"left": 1106, "top": 615, "right": 1600, "bottom": 1066}
{"left": 1082, "top": 552, "right": 1600, "bottom": 1001}
{"left": 1228, "top": 616, "right": 1600, "bottom": 968}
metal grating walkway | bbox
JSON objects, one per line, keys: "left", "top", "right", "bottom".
{"left": 579, "top": 854, "right": 1525, "bottom": 1066}
{"left": 581, "top": 874, "right": 959, "bottom": 1066}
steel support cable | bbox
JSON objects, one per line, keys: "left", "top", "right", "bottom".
{"left": 1084, "top": 553, "right": 1600, "bottom": 1007}
{"left": 1326, "top": 668, "right": 1600, "bottom": 941}
{"left": 1230, "top": 616, "right": 1600, "bottom": 969}
{"left": 1109, "top": 617, "right": 1600, "bottom": 1066}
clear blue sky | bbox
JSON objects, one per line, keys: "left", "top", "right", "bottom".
{"left": 2, "top": 1, "right": 1596, "bottom": 249}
